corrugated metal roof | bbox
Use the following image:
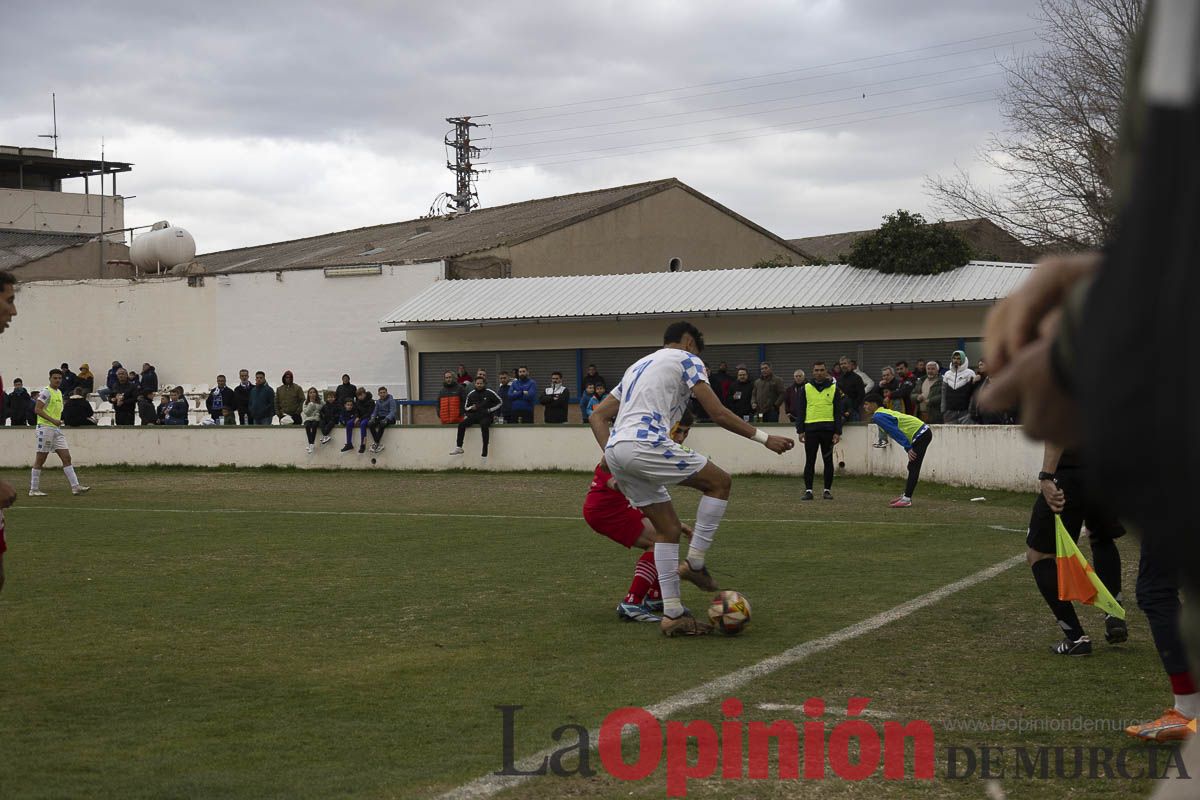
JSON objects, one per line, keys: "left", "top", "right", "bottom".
{"left": 0, "top": 230, "right": 92, "bottom": 270}
{"left": 380, "top": 261, "right": 1033, "bottom": 330}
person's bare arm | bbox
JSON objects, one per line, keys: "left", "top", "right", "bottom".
{"left": 692, "top": 382, "right": 793, "bottom": 454}
{"left": 589, "top": 394, "right": 621, "bottom": 450}
{"left": 34, "top": 397, "right": 61, "bottom": 427}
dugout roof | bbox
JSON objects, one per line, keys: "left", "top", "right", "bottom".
{"left": 379, "top": 260, "right": 1034, "bottom": 331}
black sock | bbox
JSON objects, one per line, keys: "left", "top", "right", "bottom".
{"left": 1032, "top": 559, "right": 1085, "bottom": 640}
{"left": 1089, "top": 538, "right": 1122, "bottom": 604}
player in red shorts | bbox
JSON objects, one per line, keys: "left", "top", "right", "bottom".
{"left": 585, "top": 411, "right": 695, "bottom": 622}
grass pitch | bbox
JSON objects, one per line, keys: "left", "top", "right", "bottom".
{"left": 0, "top": 467, "right": 1176, "bottom": 799}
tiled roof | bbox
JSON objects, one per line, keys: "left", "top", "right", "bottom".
{"left": 196, "top": 178, "right": 803, "bottom": 274}
{"left": 380, "top": 261, "right": 1034, "bottom": 330}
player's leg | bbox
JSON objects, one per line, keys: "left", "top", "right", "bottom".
{"left": 802, "top": 435, "right": 819, "bottom": 497}
{"left": 1126, "top": 533, "right": 1198, "bottom": 740}
{"left": 897, "top": 429, "right": 933, "bottom": 505}
{"left": 30, "top": 447, "right": 49, "bottom": 495}
{"left": 639, "top": 500, "right": 689, "bottom": 618}
{"left": 57, "top": 446, "right": 87, "bottom": 494}
{"left": 819, "top": 431, "right": 835, "bottom": 494}
{"left": 1026, "top": 485, "right": 1089, "bottom": 654}
{"left": 679, "top": 460, "right": 731, "bottom": 587}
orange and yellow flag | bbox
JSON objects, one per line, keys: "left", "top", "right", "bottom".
{"left": 1055, "top": 515, "right": 1125, "bottom": 619}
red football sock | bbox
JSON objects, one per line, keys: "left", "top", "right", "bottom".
{"left": 1169, "top": 671, "right": 1197, "bottom": 696}
{"left": 624, "top": 551, "right": 658, "bottom": 604}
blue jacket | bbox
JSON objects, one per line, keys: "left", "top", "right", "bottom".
{"left": 508, "top": 377, "right": 538, "bottom": 412}
{"left": 586, "top": 391, "right": 608, "bottom": 418}
{"left": 372, "top": 395, "right": 397, "bottom": 422}
{"left": 872, "top": 408, "right": 928, "bottom": 450}
{"left": 164, "top": 399, "right": 189, "bottom": 425}
{"left": 248, "top": 383, "right": 275, "bottom": 419}
{"left": 580, "top": 391, "right": 594, "bottom": 420}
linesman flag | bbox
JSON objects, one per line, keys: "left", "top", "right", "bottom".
{"left": 1055, "top": 515, "right": 1125, "bottom": 620}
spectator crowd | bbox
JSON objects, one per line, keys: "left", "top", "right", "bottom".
{"left": 0, "top": 352, "right": 1011, "bottom": 459}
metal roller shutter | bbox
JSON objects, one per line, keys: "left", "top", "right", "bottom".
{"left": 418, "top": 349, "right": 573, "bottom": 399}
{"left": 764, "top": 341, "right": 861, "bottom": 376}
{"left": 858, "top": 338, "right": 961, "bottom": 378}
{"left": 581, "top": 343, "right": 759, "bottom": 391}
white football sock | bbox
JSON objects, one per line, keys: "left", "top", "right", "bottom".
{"left": 654, "top": 542, "right": 683, "bottom": 618}
{"left": 30, "top": 468, "right": 40, "bottom": 491}
{"left": 1176, "top": 693, "right": 1200, "bottom": 719}
{"left": 63, "top": 466, "right": 79, "bottom": 488}
{"left": 687, "top": 496, "right": 728, "bottom": 569}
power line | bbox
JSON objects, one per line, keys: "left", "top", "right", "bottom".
{"left": 489, "top": 71, "right": 1001, "bottom": 151}
{"left": 481, "top": 27, "right": 1039, "bottom": 118}
{"left": 487, "top": 61, "right": 1001, "bottom": 142}
{"left": 487, "top": 37, "right": 1034, "bottom": 127}
{"left": 486, "top": 92, "right": 999, "bottom": 171}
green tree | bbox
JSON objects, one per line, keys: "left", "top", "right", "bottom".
{"left": 847, "top": 210, "right": 973, "bottom": 275}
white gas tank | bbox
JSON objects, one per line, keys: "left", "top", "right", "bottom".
{"left": 131, "top": 221, "right": 197, "bottom": 271}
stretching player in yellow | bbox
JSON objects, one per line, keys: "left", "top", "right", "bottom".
{"left": 863, "top": 392, "right": 932, "bottom": 508}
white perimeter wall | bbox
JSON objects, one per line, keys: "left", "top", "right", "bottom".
{"left": 0, "top": 424, "right": 1044, "bottom": 493}
{"left": 2, "top": 262, "right": 443, "bottom": 397}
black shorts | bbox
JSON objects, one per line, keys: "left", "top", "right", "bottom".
{"left": 1025, "top": 467, "right": 1125, "bottom": 553}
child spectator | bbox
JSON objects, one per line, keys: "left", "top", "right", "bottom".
{"left": 580, "top": 382, "right": 596, "bottom": 422}
{"left": 301, "top": 387, "right": 322, "bottom": 454}
{"left": 62, "top": 387, "right": 97, "bottom": 426}
{"left": 586, "top": 381, "right": 608, "bottom": 420}
{"left": 368, "top": 387, "right": 397, "bottom": 453}
{"left": 164, "top": 387, "right": 189, "bottom": 425}
{"left": 318, "top": 391, "right": 340, "bottom": 445}
{"left": 338, "top": 398, "right": 358, "bottom": 453}
{"left": 343, "top": 387, "right": 375, "bottom": 454}
{"left": 136, "top": 390, "right": 157, "bottom": 426}
{"left": 155, "top": 391, "right": 171, "bottom": 425}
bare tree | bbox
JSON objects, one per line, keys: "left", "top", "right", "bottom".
{"left": 926, "top": 0, "right": 1143, "bottom": 252}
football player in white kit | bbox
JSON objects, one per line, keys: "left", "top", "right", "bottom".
{"left": 589, "top": 321, "right": 793, "bottom": 636}
{"left": 29, "top": 368, "right": 89, "bottom": 497}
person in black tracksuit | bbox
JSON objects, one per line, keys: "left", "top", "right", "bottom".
{"left": 1025, "top": 443, "right": 1126, "bottom": 656}
{"left": 453, "top": 377, "right": 503, "bottom": 457}
{"left": 792, "top": 361, "right": 844, "bottom": 500}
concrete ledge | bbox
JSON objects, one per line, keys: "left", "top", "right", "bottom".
{"left": 0, "top": 424, "right": 1042, "bottom": 491}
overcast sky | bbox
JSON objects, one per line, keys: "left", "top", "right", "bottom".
{"left": 3, "top": 0, "right": 1045, "bottom": 254}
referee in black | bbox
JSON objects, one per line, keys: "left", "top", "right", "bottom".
{"left": 792, "top": 361, "right": 843, "bottom": 500}
{"left": 1025, "top": 442, "right": 1127, "bottom": 656}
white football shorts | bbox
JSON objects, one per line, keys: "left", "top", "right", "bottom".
{"left": 604, "top": 439, "right": 708, "bottom": 508}
{"left": 35, "top": 427, "right": 68, "bottom": 454}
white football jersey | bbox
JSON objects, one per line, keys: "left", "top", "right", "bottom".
{"left": 607, "top": 347, "right": 707, "bottom": 447}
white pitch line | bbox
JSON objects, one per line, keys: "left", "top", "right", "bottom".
{"left": 14, "top": 505, "right": 989, "bottom": 528}
{"left": 438, "top": 553, "right": 1025, "bottom": 800}
{"left": 756, "top": 702, "right": 894, "bottom": 719}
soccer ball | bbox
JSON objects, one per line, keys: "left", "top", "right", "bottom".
{"left": 707, "top": 590, "right": 751, "bottom": 635}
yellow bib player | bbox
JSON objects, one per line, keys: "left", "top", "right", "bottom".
{"left": 30, "top": 368, "right": 89, "bottom": 497}
{"left": 864, "top": 392, "right": 931, "bottom": 508}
